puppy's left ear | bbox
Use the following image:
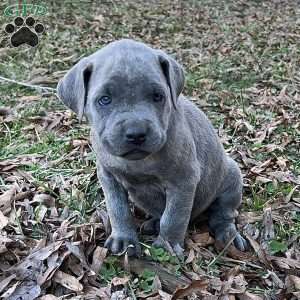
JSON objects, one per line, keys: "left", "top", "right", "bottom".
{"left": 57, "top": 58, "right": 93, "bottom": 122}
{"left": 157, "top": 51, "right": 184, "bottom": 109}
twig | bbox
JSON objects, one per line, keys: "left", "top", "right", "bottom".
{"left": 0, "top": 75, "right": 57, "bottom": 93}
{"left": 208, "top": 233, "right": 237, "bottom": 268}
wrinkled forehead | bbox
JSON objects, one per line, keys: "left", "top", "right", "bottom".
{"left": 90, "top": 52, "right": 166, "bottom": 94}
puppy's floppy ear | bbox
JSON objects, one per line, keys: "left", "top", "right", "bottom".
{"left": 57, "top": 58, "right": 93, "bottom": 122}
{"left": 157, "top": 51, "right": 184, "bottom": 109}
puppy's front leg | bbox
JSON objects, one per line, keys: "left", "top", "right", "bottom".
{"left": 98, "top": 167, "right": 140, "bottom": 256}
{"left": 154, "top": 182, "right": 196, "bottom": 256}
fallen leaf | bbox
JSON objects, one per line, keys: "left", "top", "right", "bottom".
{"left": 269, "top": 256, "right": 300, "bottom": 270}
{"left": 285, "top": 275, "right": 300, "bottom": 291}
{"left": 244, "top": 233, "right": 272, "bottom": 269}
{"left": 0, "top": 185, "right": 17, "bottom": 215}
{"left": 191, "top": 232, "right": 215, "bottom": 247}
{"left": 38, "top": 250, "right": 70, "bottom": 285}
{"left": 65, "top": 241, "right": 90, "bottom": 270}
{"left": 38, "top": 295, "right": 59, "bottom": 300}
{"left": 185, "top": 248, "right": 195, "bottom": 264}
{"left": 158, "top": 290, "right": 172, "bottom": 300}
{"left": 0, "top": 211, "right": 8, "bottom": 229}
{"left": 19, "top": 95, "right": 40, "bottom": 102}
{"left": 0, "top": 281, "right": 19, "bottom": 298}
{"left": 171, "top": 279, "right": 208, "bottom": 299}
{"left": 285, "top": 185, "right": 299, "bottom": 203}
{"left": 53, "top": 270, "right": 83, "bottom": 292}
{"left": 111, "top": 276, "right": 130, "bottom": 287}
{"left": 236, "top": 292, "right": 263, "bottom": 300}
{"left": 6, "top": 280, "right": 41, "bottom": 300}
{"left": 0, "top": 274, "right": 16, "bottom": 293}
{"left": 261, "top": 207, "right": 275, "bottom": 242}
{"left": 91, "top": 246, "right": 107, "bottom": 274}
{"left": 32, "top": 194, "right": 55, "bottom": 207}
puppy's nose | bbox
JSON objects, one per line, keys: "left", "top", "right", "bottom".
{"left": 125, "top": 130, "right": 147, "bottom": 145}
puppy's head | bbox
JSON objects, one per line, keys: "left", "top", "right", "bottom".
{"left": 58, "top": 39, "right": 184, "bottom": 160}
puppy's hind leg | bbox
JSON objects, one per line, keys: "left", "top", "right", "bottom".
{"left": 207, "top": 158, "right": 247, "bottom": 251}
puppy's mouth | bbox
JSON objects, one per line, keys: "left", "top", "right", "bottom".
{"left": 122, "top": 149, "right": 150, "bottom": 160}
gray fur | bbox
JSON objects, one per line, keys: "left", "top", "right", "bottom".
{"left": 57, "top": 39, "right": 246, "bottom": 256}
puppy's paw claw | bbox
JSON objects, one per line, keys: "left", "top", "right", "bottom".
{"left": 105, "top": 233, "right": 141, "bottom": 257}
{"left": 215, "top": 224, "right": 247, "bottom": 251}
{"left": 233, "top": 233, "right": 248, "bottom": 251}
{"left": 153, "top": 235, "right": 184, "bottom": 257}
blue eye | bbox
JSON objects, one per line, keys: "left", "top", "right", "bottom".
{"left": 98, "top": 96, "right": 112, "bottom": 106}
{"left": 153, "top": 93, "right": 164, "bottom": 102}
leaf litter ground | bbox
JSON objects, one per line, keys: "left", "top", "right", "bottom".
{"left": 0, "top": 1, "right": 299, "bottom": 299}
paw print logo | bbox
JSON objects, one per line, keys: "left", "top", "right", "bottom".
{"left": 4, "top": 16, "right": 45, "bottom": 47}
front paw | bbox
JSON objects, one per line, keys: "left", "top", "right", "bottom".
{"left": 153, "top": 235, "right": 184, "bottom": 257}
{"left": 104, "top": 232, "right": 141, "bottom": 257}
{"left": 215, "top": 223, "right": 247, "bottom": 251}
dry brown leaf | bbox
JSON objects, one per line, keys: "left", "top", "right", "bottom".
{"left": 0, "top": 211, "right": 8, "bottom": 230}
{"left": 0, "top": 184, "right": 17, "bottom": 215}
{"left": 65, "top": 241, "right": 90, "bottom": 270}
{"left": 91, "top": 246, "right": 107, "bottom": 274}
{"left": 32, "top": 194, "right": 55, "bottom": 207}
{"left": 36, "top": 205, "right": 48, "bottom": 222}
{"left": 19, "top": 95, "right": 40, "bottom": 102}
{"left": 268, "top": 171, "right": 300, "bottom": 184}
{"left": 46, "top": 115, "right": 64, "bottom": 131}
{"left": 230, "top": 274, "right": 247, "bottom": 294}
{"left": 91, "top": 209, "right": 111, "bottom": 236}
{"left": 0, "top": 281, "right": 19, "bottom": 298}
{"left": 238, "top": 212, "right": 262, "bottom": 225}
{"left": 244, "top": 233, "right": 272, "bottom": 269}
{"left": 214, "top": 241, "right": 253, "bottom": 261}
{"left": 191, "top": 232, "right": 215, "bottom": 247}
{"left": 111, "top": 276, "right": 130, "bottom": 287}
{"left": 38, "top": 295, "right": 59, "bottom": 300}
{"left": 8, "top": 257, "right": 43, "bottom": 280}
{"left": 53, "top": 270, "right": 83, "bottom": 292}
{"left": 152, "top": 275, "right": 162, "bottom": 292}
{"left": 265, "top": 270, "right": 284, "bottom": 289}
{"left": 250, "top": 159, "right": 272, "bottom": 175}
{"left": 0, "top": 273, "right": 16, "bottom": 293}
{"left": 38, "top": 250, "right": 70, "bottom": 285}
{"left": 27, "top": 76, "right": 56, "bottom": 85}
{"left": 285, "top": 185, "right": 299, "bottom": 203}
{"left": 261, "top": 207, "right": 274, "bottom": 241}
{"left": 236, "top": 292, "right": 263, "bottom": 300}
{"left": 6, "top": 280, "right": 41, "bottom": 300}
{"left": 30, "top": 241, "right": 63, "bottom": 261}
{"left": 171, "top": 279, "right": 208, "bottom": 299}
{"left": 85, "top": 286, "right": 111, "bottom": 300}
{"left": 270, "top": 256, "right": 300, "bottom": 270}
{"left": 72, "top": 139, "right": 89, "bottom": 147}
{"left": 285, "top": 275, "right": 300, "bottom": 291}
{"left": 185, "top": 248, "right": 195, "bottom": 264}
{"left": 158, "top": 289, "right": 172, "bottom": 300}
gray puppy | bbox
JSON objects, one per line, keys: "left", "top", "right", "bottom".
{"left": 58, "top": 39, "right": 246, "bottom": 256}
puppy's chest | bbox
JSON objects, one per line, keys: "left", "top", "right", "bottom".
{"left": 111, "top": 170, "right": 162, "bottom": 196}
{"left": 114, "top": 171, "right": 159, "bottom": 189}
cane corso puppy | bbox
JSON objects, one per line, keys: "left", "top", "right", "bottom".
{"left": 57, "top": 39, "right": 246, "bottom": 256}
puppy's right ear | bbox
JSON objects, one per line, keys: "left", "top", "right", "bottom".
{"left": 57, "top": 58, "right": 93, "bottom": 122}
